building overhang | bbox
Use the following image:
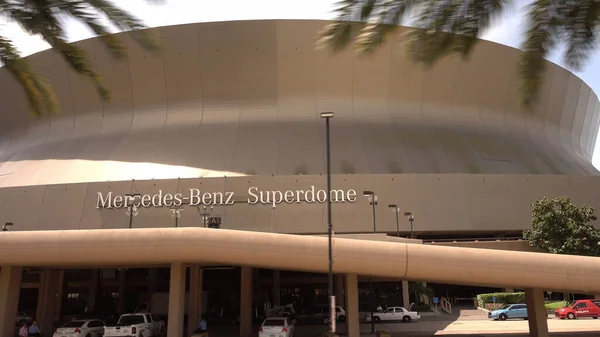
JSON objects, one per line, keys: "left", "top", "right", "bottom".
{"left": 1, "top": 227, "right": 599, "bottom": 294}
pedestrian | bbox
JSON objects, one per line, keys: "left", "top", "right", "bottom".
{"left": 18, "top": 323, "right": 28, "bottom": 337}
{"left": 28, "top": 321, "right": 41, "bottom": 336}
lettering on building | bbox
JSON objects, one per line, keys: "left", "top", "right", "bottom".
{"left": 96, "top": 186, "right": 358, "bottom": 209}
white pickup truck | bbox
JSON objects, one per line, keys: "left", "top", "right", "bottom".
{"left": 102, "top": 313, "right": 166, "bottom": 337}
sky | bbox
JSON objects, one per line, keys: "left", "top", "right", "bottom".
{"left": 1, "top": 0, "right": 600, "bottom": 168}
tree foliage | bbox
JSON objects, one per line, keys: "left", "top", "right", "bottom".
{"left": 523, "top": 196, "right": 600, "bottom": 256}
{"left": 317, "top": 0, "right": 600, "bottom": 109}
{"left": 0, "top": 0, "right": 162, "bottom": 117}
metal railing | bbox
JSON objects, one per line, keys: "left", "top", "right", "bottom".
{"left": 440, "top": 297, "right": 453, "bottom": 315}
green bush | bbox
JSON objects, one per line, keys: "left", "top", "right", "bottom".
{"left": 476, "top": 292, "right": 526, "bottom": 308}
{"left": 545, "top": 301, "right": 569, "bottom": 310}
{"left": 411, "top": 304, "right": 431, "bottom": 312}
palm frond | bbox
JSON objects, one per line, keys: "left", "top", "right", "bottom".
{"left": 407, "top": 0, "right": 509, "bottom": 65}
{"left": 0, "top": 36, "right": 58, "bottom": 117}
{"left": 519, "top": 0, "right": 561, "bottom": 108}
{"left": 559, "top": 0, "right": 600, "bottom": 70}
{"left": 0, "top": 0, "right": 160, "bottom": 118}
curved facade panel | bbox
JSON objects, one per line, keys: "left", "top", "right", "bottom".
{"left": 0, "top": 20, "right": 599, "bottom": 235}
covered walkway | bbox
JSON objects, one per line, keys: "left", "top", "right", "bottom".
{"left": 1, "top": 227, "right": 600, "bottom": 337}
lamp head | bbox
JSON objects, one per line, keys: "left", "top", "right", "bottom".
{"left": 362, "top": 190, "right": 374, "bottom": 196}
{"left": 2, "top": 222, "right": 13, "bottom": 231}
{"left": 320, "top": 112, "right": 334, "bottom": 118}
{"left": 388, "top": 204, "right": 397, "bottom": 208}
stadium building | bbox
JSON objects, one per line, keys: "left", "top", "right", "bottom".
{"left": 0, "top": 20, "right": 599, "bottom": 337}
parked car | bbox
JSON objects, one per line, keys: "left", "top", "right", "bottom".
{"left": 52, "top": 319, "right": 105, "bottom": 337}
{"left": 258, "top": 317, "right": 295, "bottom": 337}
{"left": 291, "top": 305, "right": 345, "bottom": 325}
{"left": 365, "top": 306, "right": 421, "bottom": 323}
{"left": 488, "top": 304, "right": 529, "bottom": 321}
{"left": 102, "top": 313, "right": 166, "bottom": 337}
{"left": 555, "top": 299, "right": 600, "bottom": 320}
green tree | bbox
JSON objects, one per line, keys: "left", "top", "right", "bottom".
{"left": 524, "top": 196, "right": 600, "bottom": 256}
{"left": 0, "top": 0, "right": 162, "bottom": 117}
{"left": 408, "top": 281, "right": 433, "bottom": 304}
{"left": 317, "top": 0, "right": 600, "bottom": 109}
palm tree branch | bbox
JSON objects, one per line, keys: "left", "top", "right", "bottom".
{"left": 560, "top": 0, "right": 600, "bottom": 70}
{"left": 519, "top": 0, "right": 561, "bottom": 108}
{"left": 0, "top": 35, "right": 58, "bottom": 117}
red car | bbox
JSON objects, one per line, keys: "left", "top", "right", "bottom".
{"left": 555, "top": 299, "right": 600, "bottom": 319}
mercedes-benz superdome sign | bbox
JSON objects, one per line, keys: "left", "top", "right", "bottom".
{"left": 96, "top": 186, "right": 358, "bottom": 209}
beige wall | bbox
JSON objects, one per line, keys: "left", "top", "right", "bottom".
{"left": 2, "top": 227, "right": 600, "bottom": 294}
{"left": 430, "top": 240, "right": 538, "bottom": 252}
{"left": 0, "top": 174, "right": 599, "bottom": 234}
{"left": 0, "top": 20, "right": 597, "bottom": 191}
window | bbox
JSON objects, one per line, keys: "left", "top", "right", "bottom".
{"left": 383, "top": 308, "right": 393, "bottom": 314}
{"left": 87, "top": 321, "right": 104, "bottom": 328}
{"left": 573, "top": 303, "right": 587, "bottom": 309}
{"left": 395, "top": 308, "right": 404, "bottom": 313}
{"left": 263, "top": 318, "right": 285, "bottom": 326}
{"left": 335, "top": 307, "right": 341, "bottom": 313}
{"left": 119, "top": 316, "right": 145, "bottom": 325}
{"left": 61, "top": 321, "right": 85, "bottom": 328}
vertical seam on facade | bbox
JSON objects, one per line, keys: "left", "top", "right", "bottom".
{"left": 77, "top": 183, "right": 90, "bottom": 230}
{"left": 159, "top": 27, "right": 169, "bottom": 131}
{"left": 192, "top": 23, "right": 205, "bottom": 170}
{"left": 125, "top": 34, "right": 136, "bottom": 128}
{"left": 35, "top": 185, "right": 48, "bottom": 230}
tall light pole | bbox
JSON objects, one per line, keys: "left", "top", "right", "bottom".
{"left": 404, "top": 212, "right": 415, "bottom": 239}
{"left": 170, "top": 208, "right": 183, "bottom": 227}
{"left": 125, "top": 193, "right": 140, "bottom": 228}
{"left": 197, "top": 205, "right": 214, "bottom": 228}
{"left": 362, "top": 190, "right": 378, "bottom": 333}
{"left": 320, "top": 111, "right": 336, "bottom": 334}
{"left": 388, "top": 204, "right": 400, "bottom": 237}
{"left": 362, "top": 191, "right": 378, "bottom": 233}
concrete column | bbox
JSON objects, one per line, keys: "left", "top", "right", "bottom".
{"left": 525, "top": 288, "right": 549, "bottom": 337}
{"left": 188, "top": 266, "right": 204, "bottom": 336}
{"left": 402, "top": 280, "right": 410, "bottom": 308}
{"left": 36, "top": 270, "right": 63, "bottom": 335}
{"left": 344, "top": 273, "right": 360, "bottom": 337}
{"left": 273, "top": 269, "right": 281, "bottom": 306}
{"left": 240, "top": 266, "right": 253, "bottom": 337}
{"left": 0, "top": 266, "right": 22, "bottom": 337}
{"left": 167, "top": 263, "right": 186, "bottom": 337}
{"left": 505, "top": 288, "right": 515, "bottom": 293}
{"left": 54, "top": 271, "right": 64, "bottom": 322}
{"left": 335, "top": 275, "right": 345, "bottom": 307}
{"left": 87, "top": 269, "right": 99, "bottom": 312}
{"left": 117, "top": 269, "right": 126, "bottom": 314}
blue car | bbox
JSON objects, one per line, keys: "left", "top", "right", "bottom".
{"left": 488, "top": 304, "right": 528, "bottom": 320}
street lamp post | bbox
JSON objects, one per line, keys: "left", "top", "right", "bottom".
{"left": 388, "top": 204, "right": 401, "bottom": 237}
{"left": 197, "top": 205, "right": 215, "bottom": 228}
{"left": 170, "top": 208, "right": 183, "bottom": 227}
{"left": 404, "top": 212, "right": 415, "bottom": 239}
{"left": 362, "top": 191, "right": 378, "bottom": 232}
{"left": 320, "top": 111, "right": 336, "bottom": 334}
{"left": 362, "top": 190, "right": 378, "bottom": 333}
{"left": 125, "top": 193, "right": 141, "bottom": 228}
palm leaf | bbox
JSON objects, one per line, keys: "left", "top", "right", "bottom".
{"left": 0, "top": 0, "right": 161, "bottom": 118}
{"left": 322, "top": 0, "right": 600, "bottom": 110}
